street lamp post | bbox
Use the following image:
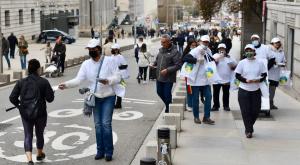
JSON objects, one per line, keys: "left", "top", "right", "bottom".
{"left": 100, "top": 4, "right": 103, "bottom": 46}
{"left": 134, "top": 0, "right": 137, "bottom": 45}
{"left": 0, "top": 7, "right": 3, "bottom": 74}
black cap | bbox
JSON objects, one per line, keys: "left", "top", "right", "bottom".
{"left": 140, "top": 157, "right": 156, "bottom": 165}
{"left": 158, "top": 128, "right": 170, "bottom": 139}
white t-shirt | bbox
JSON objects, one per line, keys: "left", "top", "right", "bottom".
{"left": 187, "top": 45, "right": 212, "bottom": 86}
{"left": 235, "top": 58, "right": 267, "bottom": 91}
{"left": 268, "top": 49, "right": 286, "bottom": 81}
{"left": 255, "top": 44, "right": 272, "bottom": 61}
{"left": 114, "top": 54, "right": 130, "bottom": 79}
{"left": 213, "top": 54, "right": 237, "bottom": 84}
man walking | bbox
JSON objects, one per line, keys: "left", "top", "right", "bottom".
{"left": 2, "top": 34, "right": 11, "bottom": 70}
{"left": 151, "top": 34, "right": 181, "bottom": 113}
{"left": 8, "top": 33, "right": 18, "bottom": 59}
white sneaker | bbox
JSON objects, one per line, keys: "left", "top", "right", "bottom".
{"left": 186, "top": 107, "right": 192, "bottom": 112}
{"left": 142, "top": 81, "right": 147, "bottom": 84}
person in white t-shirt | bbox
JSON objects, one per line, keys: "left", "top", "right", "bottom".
{"left": 212, "top": 43, "right": 237, "bottom": 111}
{"left": 251, "top": 34, "right": 272, "bottom": 63}
{"left": 182, "top": 35, "right": 215, "bottom": 125}
{"left": 111, "top": 43, "right": 129, "bottom": 109}
{"left": 268, "top": 37, "right": 286, "bottom": 109}
{"left": 235, "top": 44, "right": 267, "bottom": 138}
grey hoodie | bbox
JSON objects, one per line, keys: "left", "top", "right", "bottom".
{"left": 154, "top": 44, "right": 181, "bottom": 83}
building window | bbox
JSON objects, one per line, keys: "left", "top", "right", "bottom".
{"left": 19, "top": 9, "right": 23, "bottom": 25}
{"left": 4, "top": 10, "right": 10, "bottom": 26}
{"left": 76, "top": 9, "right": 79, "bottom": 16}
{"left": 31, "top": 9, "right": 35, "bottom": 23}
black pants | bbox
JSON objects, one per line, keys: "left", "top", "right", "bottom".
{"left": 238, "top": 88, "right": 261, "bottom": 133}
{"left": 139, "top": 67, "right": 148, "bottom": 81}
{"left": 21, "top": 116, "right": 47, "bottom": 152}
{"left": 213, "top": 84, "right": 230, "bottom": 108}
{"left": 10, "top": 47, "right": 15, "bottom": 58}
{"left": 115, "top": 96, "right": 122, "bottom": 108}
{"left": 59, "top": 55, "right": 66, "bottom": 73}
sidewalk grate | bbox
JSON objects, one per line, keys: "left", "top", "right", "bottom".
{"left": 0, "top": 124, "right": 13, "bottom": 131}
{"left": 231, "top": 110, "right": 275, "bottom": 121}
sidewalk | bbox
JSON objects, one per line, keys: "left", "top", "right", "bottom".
{"left": 1, "top": 37, "right": 157, "bottom": 84}
{"left": 131, "top": 36, "right": 300, "bottom": 165}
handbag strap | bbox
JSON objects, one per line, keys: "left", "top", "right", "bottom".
{"left": 94, "top": 56, "right": 105, "bottom": 93}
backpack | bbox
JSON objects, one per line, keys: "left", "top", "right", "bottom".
{"left": 19, "top": 76, "right": 41, "bottom": 120}
{"left": 135, "top": 44, "right": 140, "bottom": 62}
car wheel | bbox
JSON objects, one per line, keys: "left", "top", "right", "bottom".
{"left": 64, "top": 39, "right": 70, "bottom": 44}
{"left": 41, "top": 38, "right": 46, "bottom": 43}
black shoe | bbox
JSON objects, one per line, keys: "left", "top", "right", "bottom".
{"left": 194, "top": 118, "right": 201, "bottom": 124}
{"left": 137, "top": 77, "right": 141, "bottom": 84}
{"left": 270, "top": 105, "right": 278, "bottom": 110}
{"left": 211, "top": 107, "right": 219, "bottom": 111}
{"left": 246, "top": 132, "right": 253, "bottom": 138}
{"left": 28, "top": 161, "right": 34, "bottom": 165}
{"left": 201, "top": 98, "right": 205, "bottom": 104}
{"left": 114, "top": 105, "right": 122, "bottom": 109}
{"left": 36, "top": 153, "right": 46, "bottom": 161}
{"left": 105, "top": 155, "right": 112, "bottom": 161}
{"left": 203, "top": 118, "right": 215, "bottom": 125}
{"left": 224, "top": 107, "right": 231, "bottom": 111}
{"left": 94, "top": 154, "right": 104, "bottom": 160}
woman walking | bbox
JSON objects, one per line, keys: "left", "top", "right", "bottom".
{"left": 138, "top": 43, "right": 151, "bottom": 84}
{"left": 111, "top": 43, "right": 129, "bottom": 109}
{"left": 182, "top": 39, "right": 198, "bottom": 112}
{"left": 18, "top": 35, "right": 29, "bottom": 70}
{"left": 59, "top": 39, "right": 121, "bottom": 161}
{"left": 235, "top": 44, "right": 267, "bottom": 138}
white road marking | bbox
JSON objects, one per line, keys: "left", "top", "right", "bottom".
{"left": 51, "top": 132, "right": 90, "bottom": 151}
{"left": 133, "top": 102, "right": 155, "bottom": 105}
{"left": 113, "top": 111, "right": 144, "bottom": 121}
{"left": 71, "top": 101, "right": 84, "bottom": 103}
{"left": 64, "top": 124, "right": 92, "bottom": 131}
{"left": 0, "top": 116, "right": 20, "bottom": 124}
{"left": 124, "top": 98, "right": 158, "bottom": 103}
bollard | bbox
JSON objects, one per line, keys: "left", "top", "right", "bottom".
{"left": 163, "top": 113, "right": 181, "bottom": 132}
{"left": 140, "top": 157, "right": 156, "bottom": 165}
{"left": 145, "top": 140, "right": 157, "bottom": 159}
{"left": 169, "top": 104, "right": 184, "bottom": 120}
{"left": 157, "top": 125, "right": 177, "bottom": 149}
{"left": 0, "top": 74, "right": 10, "bottom": 83}
{"left": 13, "top": 71, "right": 23, "bottom": 80}
{"left": 157, "top": 128, "right": 172, "bottom": 165}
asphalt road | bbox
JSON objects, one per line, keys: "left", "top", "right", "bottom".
{"left": 0, "top": 43, "right": 163, "bottom": 165}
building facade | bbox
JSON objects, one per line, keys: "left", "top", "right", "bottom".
{"left": 0, "top": 0, "right": 41, "bottom": 42}
{"left": 129, "top": 0, "right": 145, "bottom": 19}
{"left": 266, "top": 0, "right": 300, "bottom": 95}
{"left": 157, "top": 0, "right": 180, "bottom": 27}
{"left": 79, "top": 0, "right": 115, "bottom": 36}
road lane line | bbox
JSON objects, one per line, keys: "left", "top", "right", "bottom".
{"left": 0, "top": 116, "right": 20, "bottom": 124}
{"left": 123, "top": 98, "right": 157, "bottom": 103}
{"left": 133, "top": 102, "right": 155, "bottom": 105}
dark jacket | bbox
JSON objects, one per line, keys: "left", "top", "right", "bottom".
{"left": 7, "top": 35, "right": 18, "bottom": 49}
{"left": 9, "top": 74, "right": 54, "bottom": 119}
{"left": 53, "top": 43, "right": 66, "bottom": 57}
{"left": 2, "top": 38, "right": 10, "bottom": 55}
{"left": 153, "top": 45, "right": 181, "bottom": 83}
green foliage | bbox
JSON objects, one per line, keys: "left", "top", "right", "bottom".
{"left": 195, "top": 0, "right": 224, "bottom": 21}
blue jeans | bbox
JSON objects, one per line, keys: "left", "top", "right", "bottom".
{"left": 3, "top": 53, "right": 11, "bottom": 68}
{"left": 93, "top": 96, "right": 116, "bottom": 156}
{"left": 191, "top": 85, "right": 212, "bottom": 119}
{"left": 20, "top": 55, "right": 27, "bottom": 69}
{"left": 156, "top": 81, "right": 174, "bottom": 113}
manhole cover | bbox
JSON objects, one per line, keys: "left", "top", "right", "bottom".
{"left": 0, "top": 124, "right": 12, "bottom": 131}
{"left": 231, "top": 110, "right": 275, "bottom": 121}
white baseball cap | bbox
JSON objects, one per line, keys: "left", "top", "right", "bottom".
{"left": 271, "top": 37, "right": 281, "bottom": 43}
{"left": 111, "top": 43, "right": 120, "bottom": 49}
{"left": 244, "top": 44, "right": 255, "bottom": 50}
{"left": 218, "top": 43, "right": 227, "bottom": 49}
{"left": 86, "top": 39, "right": 100, "bottom": 48}
{"left": 201, "top": 35, "right": 210, "bottom": 42}
{"left": 251, "top": 34, "right": 260, "bottom": 40}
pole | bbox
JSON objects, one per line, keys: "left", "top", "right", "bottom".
{"left": 166, "top": 0, "right": 169, "bottom": 28}
{"left": 0, "top": 7, "right": 3, "bottom": 74}
{"left": 100, "top": 1, "right": 103, "bottom": 46}
{"left": 134, "top": 0, "right": 137, "bottom": 45}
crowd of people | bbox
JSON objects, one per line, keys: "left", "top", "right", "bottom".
{"left": 6, "top": 24, "right": 287, "bottom": 164}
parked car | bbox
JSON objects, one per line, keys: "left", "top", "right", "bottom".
{"left": 37, "top": 30, "right": 76, "bottom": 44}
